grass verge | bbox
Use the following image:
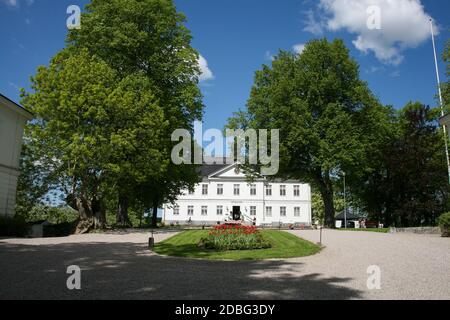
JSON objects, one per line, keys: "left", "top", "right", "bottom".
{"left": 337, "top": 228, "right": 390, "bottom": 233}
{"left": 153, "top": 230, "right": 321, "bottom": 260}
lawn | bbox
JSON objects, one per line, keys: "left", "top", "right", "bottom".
{"left": 338, "top": 228, "right": 390, "bottom": 233}
{"left": 153, "top": 230, "right": 321, "bottom": 260}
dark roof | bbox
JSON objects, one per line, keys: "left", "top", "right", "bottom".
{"left": 199, "top": 163, "right": 229, "bottom": 177}
{"left": 199, "top": 157, "right": 234, "bottom": 177}
{"left": 0, "top": 93, "right": 33, "bottom": 118}
{"left": 335, "top": 208, "right": 367, "bottom": 220}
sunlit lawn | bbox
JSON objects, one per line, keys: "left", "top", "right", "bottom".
{"left": 153, "top": 230, "right": 321, "bottom": 260}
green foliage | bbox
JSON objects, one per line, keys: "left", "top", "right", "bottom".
{"left": 228, "top": 39, "right": 387, "bottom": 227}
{"left": 443, "top": 39, "right": 450, "bottom": 111}
{"left": 0, "top": 215, "right": 29, "bottom": 237}
{"left": 356, "top": 103, "right": 450, "bottom": 227}
{"left": 15, "top": 137, "right": 65, "bottom": 217}
{"left": 438, "top": 212, "right": 450, "bottom": 237}
{"left": 21, "top": 0, "right": 204, "bottom": 230}
{"left": 311, "top": 190, "right": 345, "bottom": 224}
{"left": 19, "top": 205, "right": 78, "bottom": 225}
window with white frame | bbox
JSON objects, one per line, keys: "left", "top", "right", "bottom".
{"left": 188, "top": 188, "right": 194, "bottom": 195}
{"left": 294, "top": 207, "right": 301, "bottom": 217}
{"left": 234, "top": 184, "right": 240, "bottom": 196}
{"left": 202, "top": 184, "right": 208, "bottom": 195}
{"left": 280, "top": 185, "right": 286, "bottom": 196}
{"left": 265, "top": 206, "right": 272, "bottom": 217}
{"left": 188, "top": 206, "right": 194, "bottom": 216}
{"left": 217, "top": 184, "right": 223, "bottom": 195}
{"left": 217, "top": 205, "right": 223, "bottom": 215}
{"left": 250, "top": 206, "right": 256, "bottom": 216}
{"left": 294, "top": 185, "right": 300, "bottom": 197}
{"left": 280, "top": 206, "right": 286, "bottom": 217}
{"left": 266, "top": 184, "right": 272, "bottom": 196}
{"left": 173, "top": 205, "right": 180, "bottom": 215}
{"left": 250, "top": 184, "right": 256, "bottom": 195}
{"left": 201, "top": 206, "right": 208, "bottom": 216}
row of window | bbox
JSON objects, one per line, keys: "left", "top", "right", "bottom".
{"left": 173, "top": 205, "right": 302, "bottom": 217}
{"left": 190, "top": 184, "right": 301, "bottom": 197}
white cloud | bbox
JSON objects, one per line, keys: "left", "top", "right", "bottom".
{"left": 365, "top": 65, "right": 382, "bottom": 74}
{"left": 305, "top": 0, "right": 435, "bottom": 65}
{"left": 8, "top": 82, "right": 20, "bottom": 91}
{"left": 293, "top": 43, "right": 306, "bottom": 55}
{"left": 1, "top": 0, "right": 34, "bottom": 7}
{"left": 265, "top": 51, "right": 275, "bottom": 61}
{"left": 2, "top": 0, "right": 18, "bottom": 6}
{"left": 303, "top": 9, "right": 324, "bottom": 35}
{"left": 390, "top": 70, "right": 401, "bottom": 78}
{"left": 198, "top": 54, "right": 214, "bottom": 82}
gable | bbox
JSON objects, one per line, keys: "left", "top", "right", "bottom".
{"left": 213, "top": 164, "right": 247, "bottom": 178}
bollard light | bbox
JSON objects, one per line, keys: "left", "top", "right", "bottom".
{"left": 148, "top": 237, "right": 155, "bottom": 250}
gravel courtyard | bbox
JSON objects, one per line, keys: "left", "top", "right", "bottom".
{"left": 0, "top": 229, "right": 448, "bottom": 300}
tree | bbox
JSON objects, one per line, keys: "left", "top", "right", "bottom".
{"left": 21, "top": 0, "right": 204, "bottom": 231}
{"left": 228, "top": 39, "right": 387, "bottom": 227}
{"left": 102, "top": 74, "right": 168, "bottom": 227}
{"left": 136, "top": 161, "right": 200, "bottom": 228}
{"left": 443, "top": 39, "right": 450, "bottom": 110}
{"left": 22, "top": 49, "right": 166, "bottom": 232}
{"left": 22, "top": 49, "right": 117, "bottom": 232}
{"left": 67, "top": 0, "right": 203, "bottom": 226}
{"left": 311, "top": 191, "right": 344, "bottom": 225}
{"left": 357, "top": 103, "right": 450, "bottom": 227}
{"left": 15, "top": 140, "right": 56, "bottom": 218}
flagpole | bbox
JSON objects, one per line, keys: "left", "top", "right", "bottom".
{"left": 430, "top": 18, "right": 450, "bottom": 184}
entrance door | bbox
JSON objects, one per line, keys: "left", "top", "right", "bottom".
{"left": 232, "top": 206, "right": 241, "bottom": 221}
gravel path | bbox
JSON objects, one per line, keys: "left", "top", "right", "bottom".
{"left": 0, "top": 229, "right": 448, "bottom": 300}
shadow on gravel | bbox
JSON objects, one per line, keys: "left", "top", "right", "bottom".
{"left": 0, "top": 242, "right": 362, "bottom": 300}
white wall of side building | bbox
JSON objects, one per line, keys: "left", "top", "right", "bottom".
{"left": 0, "top": 94, "right": 32, "bottom": 217}
{"left": 163, "top": 163, "right": 312, "bottom": 226}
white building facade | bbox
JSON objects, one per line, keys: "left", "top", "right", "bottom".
{"left": 163, "top": 162, "right": 312, "bottom": 227}
{"left": 0, "top": 94, "right": 33, "bottom": 217}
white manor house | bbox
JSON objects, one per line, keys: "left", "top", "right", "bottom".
{"left": 163, "top": 160, "right": 312, "bottom": 227}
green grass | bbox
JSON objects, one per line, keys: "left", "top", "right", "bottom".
{"left": 338, "top": 228, "right": 390, "bottom": 233}
{"left": 153, "top": 230, "right": 321, "bottom": 260}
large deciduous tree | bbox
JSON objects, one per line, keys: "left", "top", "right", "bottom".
{"left": 21, "top": 0, "right": 204, "bottom": 230}
{"left": 228, "top": 39, "right": 388, "bottom": 227}
{"left": 67, "top": 0, "right": 203, "bottom": 226}
{"left": 357, "top": 103, "right": 450, "bottom": 227}
{"left": 22, "top": 49, "right": 166, "bottom": 232}
{"left": 22, "top": 50, "right": 118, "bottom": 232}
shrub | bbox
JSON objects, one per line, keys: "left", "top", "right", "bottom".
{"left": 20, "top": 205, "right": 78, "bottom": 225}
{"left": 0, "top": 215, "right": 29, "bottom": 237}
{"left": 43, "top": 220, "right": 77, "bottom": 237}
{"left": 438, "top": 212, "right": 450, "bottom": 237}
{"left": 199, "top": 225, "right": 272, "bottom": 251}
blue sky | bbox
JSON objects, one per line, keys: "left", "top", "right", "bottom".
{"left": 1, "top": 0, "right": 449, "bottom": 132}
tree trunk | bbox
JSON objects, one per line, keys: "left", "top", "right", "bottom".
{"left": 67, "top": 194, "right": 95, "bottom": 234}
{"left": 92, "top": 197, "right": 106, "bottom": 229}
{"left": 151, "top": 202, "right": 158, "bottom": 228}
{"left": 116, "top": 194, "right": 132, "bottom": 227}
{"left": 316, "top": 170, "right": 335, "bottom": 228}
{"left": 321, "top": 188, "right": 335, "bottom": 228}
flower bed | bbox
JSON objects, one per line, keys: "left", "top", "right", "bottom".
{"left": 199, "top": 225, "right": 272, "bottom": 251}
